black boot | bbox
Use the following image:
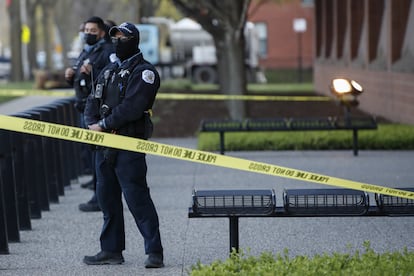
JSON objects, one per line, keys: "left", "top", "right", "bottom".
{"left": 80, "top": 179, "right": 94, "bottom": 190}
{"left": 79, "top": 194, "right": 100, "bottom": 212}
{"left": 144, "top": 253, "right": 164, "bottom": 268}
{"left": 83, "top": 251, "right": 124, "bottom": 265}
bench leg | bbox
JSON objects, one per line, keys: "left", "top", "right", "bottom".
{"left": 229, "top": 216, "right": 239, "bottom": 254}
{"left": 220, "top": 132, "right": 225, "bottom": 155}
{"left": 353, "top": 129, "right": 358, "bottom": 156}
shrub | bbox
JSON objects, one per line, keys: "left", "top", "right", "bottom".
{"left": 198, "top": 124, "right": 414, "bottom": 151}
{"left": 190, "top": 242, "right": 414, "bottom": 275}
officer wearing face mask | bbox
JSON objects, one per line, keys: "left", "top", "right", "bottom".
{"left": 64, "top": 16, "right": 114, "bottom": 212}
{"left": 65, "top": 16, "right": 114, "bottom": 113}
{"left": 83, "top": 22, "right": 163, "bottom": 268}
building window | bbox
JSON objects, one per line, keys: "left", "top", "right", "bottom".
{"left": 255, "top": 22, "right": 268, "bottom": 58}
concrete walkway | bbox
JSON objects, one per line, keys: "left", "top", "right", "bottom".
{"left": 0, "top": 95, "right": 66, "bottom": 115}
{"left": 1, "top": 97, "right": 414, "bottom": 275}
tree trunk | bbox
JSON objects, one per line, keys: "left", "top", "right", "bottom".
{"left": 171, "top": 0, "right": 250, "bottom": 119}
{"left": 27, "top": 1, "right": 39, "bottom": 77}
{"left": 41, "top": 3, "right": 53, "bottom": 70}
{"left": 54, "top": 0, "right": 74, "bottom": 68}
{"left": 216, "top": 29, "right": 247, "bottom": 120}
{"left": 8, "top": 0, "right": 24, "bottom": 81}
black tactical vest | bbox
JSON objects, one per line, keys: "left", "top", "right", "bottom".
{"left": 94, "top": 56, "right": 154, "bottom": 139}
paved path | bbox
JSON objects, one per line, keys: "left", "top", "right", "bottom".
{"left": 0, "top": 95, "right": 65, "bottom": 115}
{"left": 1, "top": 97, "right": 414, "bottom": 275}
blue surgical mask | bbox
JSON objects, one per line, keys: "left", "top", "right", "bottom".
{"left": 78, "top": 32, "right": 85, "bottom": 42}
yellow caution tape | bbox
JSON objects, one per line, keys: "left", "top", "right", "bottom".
{"left": 1, "top": 114, "right": 413, "bottom": 200}
{"left": 0, "top": 89, "right": 74, "bottom": 97}
{"left": 0, "top": 89, "right": 331, "bottom": 101}
{"left": 156, "top": 93, "right": 331, "bottom": 102}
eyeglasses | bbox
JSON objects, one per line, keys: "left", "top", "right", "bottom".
{"left": 111, "top": 36, "right": 133, "bottom": 44}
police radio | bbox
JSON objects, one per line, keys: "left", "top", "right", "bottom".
{"left": 95, "top": 83, "right": 103, "bottom": 98}
{"left": 80, "top": 59, "right": 90, "bottom": 87}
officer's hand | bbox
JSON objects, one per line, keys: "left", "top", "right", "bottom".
{"left": 64, "top": 68, "right": 74, "bottom": 80}
{"left": 88, "top": 123, "right": 103, "bottom": 132}
{"left": 80, "top": 64, "right": 92, "bottom": 75}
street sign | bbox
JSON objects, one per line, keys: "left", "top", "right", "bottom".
{"left": 293, "top": 18, "right": 307, "bottom": 33}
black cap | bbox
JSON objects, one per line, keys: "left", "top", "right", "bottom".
{"left": 109, "top": 22, "right": 140, "bottom": 42}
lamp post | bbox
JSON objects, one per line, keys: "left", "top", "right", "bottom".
{"left": 330, "top": 78, "right": 365, "bottom": 156}
{"left": 293, "top": 18, "right": 307, "bottom": 83}
{"left": 330, "top": 78, "right": 364, "bottom": 125}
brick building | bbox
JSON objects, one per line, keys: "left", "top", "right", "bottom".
{"left": 313, "top": 0, "right": 414, "bottom": 125}
{"left": 248, "top": 0, "right": 315, "bottom": 69}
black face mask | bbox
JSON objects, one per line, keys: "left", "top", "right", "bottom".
{"left": 114, "top": 37, "right": 138, "bottom": 61}
{"left": 84, "top": 33, "right": 98, "bottom": 45}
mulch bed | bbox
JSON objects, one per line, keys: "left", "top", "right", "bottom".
{"left": 152, "top": 90, "right": 374, "bottom": 137}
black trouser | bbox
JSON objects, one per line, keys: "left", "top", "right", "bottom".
{"left": 95, "top": 149, "right": 163, "bottom": 254}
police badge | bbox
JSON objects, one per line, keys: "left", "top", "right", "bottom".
{"left": 142, "top": 70, "right": 155, "bottom": 84}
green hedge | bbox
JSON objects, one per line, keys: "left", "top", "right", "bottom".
{"left": 198, "top": 124, "right": 414, "bottom": 151}
{"left": 0, "top": 95, "right": 19, "bottom": 104}
{"left": 190, "top": 242, "right": 414, "bottom": 275}
{"left": 264, "top": 68, "right": 313, "bottom": 84}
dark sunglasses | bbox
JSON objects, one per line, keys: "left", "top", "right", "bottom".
{"left": 111, "top": 36, "right": 133, "bottom": 43}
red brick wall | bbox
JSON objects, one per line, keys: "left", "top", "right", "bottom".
{"left": 249, "top": 0, "right": 314, "bottom": 69}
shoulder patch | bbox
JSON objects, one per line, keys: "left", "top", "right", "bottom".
{"left": 142, "top": 70, "right": 155, "bottom": 84}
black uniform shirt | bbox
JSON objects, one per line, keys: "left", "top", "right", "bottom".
{"left": 85, "top": 52, "right": 160, "bottom": 136}
{"left": 70, "top": 39, "right": 115, "bottom": 105}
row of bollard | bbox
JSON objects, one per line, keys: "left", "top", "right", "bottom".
{"left": 0, "top": 97, "right": 83, "bottom": 254}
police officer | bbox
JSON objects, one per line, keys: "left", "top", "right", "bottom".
{"left": 65, "top": 16, "right": 114, "bottom": 212}
{"left": 65, "top": 16, "right": 114, "bottom": 112}
{"left": 83, "top": 22, "right": 163, "bottom": 268}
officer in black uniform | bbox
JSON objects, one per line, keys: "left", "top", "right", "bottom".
{"left": 83, "top": 22, "right": 163, "bottom": 268}
{"left": 65, "top": 16, "right": 114, "bottom": 212}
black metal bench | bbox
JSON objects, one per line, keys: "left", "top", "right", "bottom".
{"left": 200, "top": 116, "right": 378, "bottom": 156}
{"left": 188, "top": 188, "right": 414, "bottom": 254}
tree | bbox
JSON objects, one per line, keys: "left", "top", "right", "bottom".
{"left": 172, "top": 0, "right": 251, "bottom": 120}
{"left": 26, "top": 0, "right": 41, "bottom": 76}
{"left": 156, "top": 0, "right": 181, "bottom": 20}
{"left": 7, "top": 0, "right": 24, "bottom": 81}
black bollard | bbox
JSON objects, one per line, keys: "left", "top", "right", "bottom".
{"left": 9, "top": 130, "right": 32, "bottom": 230}
{"left": 0, "top": 130, "right": 20, "bottom": 242}
{"left": 0, "top": 174, "right": 9, "bottom": 254}
{"left": 28, "top": 107, "right": 60, "bottom": 203}
{"left": 53, "top": 98, "right": 82, "bottom": 182}
{"left": 11, "top": 113, "right": 42, "bottom": 219}
{"left": 0, "top": 131, "right": 11, "bottom": 254}
{"left": 15, "top": 111, "right": 50, "bottom": 212}
{"left": 42, "top": 104, "right": 66, "bottom": 195}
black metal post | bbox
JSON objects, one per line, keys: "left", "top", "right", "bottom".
{"left": 297, "top": 32, "right": 303, "bottom": 83}
{"left": 353, "top": 129, "right": 358, "bottom": 156}
{"left": 10, "top": 133, "right": 32, "bottom": 230}
{"left": 27, "top": 107, "right": 59, "bottom": 203}
{"left": 24, "top": 137, "right": 42, "bottom": 219}
{"left": 343, "top": 105, "right": 359, "bottom": 156}
{"left": 25, "top": 111, "right": 50, "bottom": 212}
{"left": 0, "top": 131, "right": 10, "bottom": 254}
{"left": 219, "top": 131, "right": 225, "bottom": 155}
{"left": 2, "top": 152, "right": 20, "bottom": 242}
{"left": 0, "top": 175, "right": 9, "bottom": 254}
{"left": 229, "top": 216, "right": 239, "bottom": 254}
